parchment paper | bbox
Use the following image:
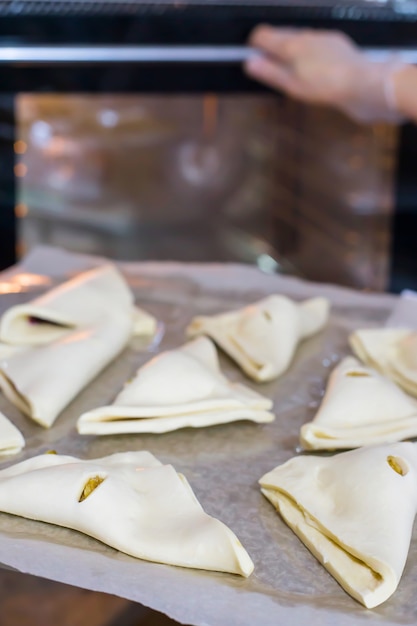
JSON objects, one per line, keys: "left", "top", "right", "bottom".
{"left": 386, "top": 290, "right": 417, "bottom": 329}
{"left": 0, "top": 245, "right": 414, "bottom": 626}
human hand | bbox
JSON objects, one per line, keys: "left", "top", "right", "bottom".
{"left": 245, "top": 26, "right": 405, "bottom": 123}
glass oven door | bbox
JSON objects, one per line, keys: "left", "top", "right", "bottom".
{"left": 0, "top": 0, "right": 416, "bottom": 292}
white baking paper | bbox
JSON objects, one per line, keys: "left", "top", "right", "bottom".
{"left": 386, "top": 290, "right": 417, "bottom": 329}
{"left": 0, "top": 245, "right": 413, "bottom": 626}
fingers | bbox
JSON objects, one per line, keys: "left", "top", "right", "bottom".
{"left": 249, "top": 26, "right": 357, "bottom": 65}
{"left": 244, "top": 55, "right": 299, "bottom": 96}
{"left": 249, "top": 24, "right": 298, "bottom": 48}
{"left": 249, "top": 25, "right": 310, "bottom": 63}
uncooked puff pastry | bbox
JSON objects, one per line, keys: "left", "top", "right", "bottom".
{"left": 0, "top": 450, "right": 253, "bottom": 577}
{"left": 187, "top": 295, "right": 329, "bottom": 382}
{"left": 0, "top": 265, "right": 157, "bottom": 428}
{"left": 0, "top": 410, "right": 24, "bottom": 455}
{"left": 300, "top": 356, "right": 417, "bottom": 450}
{"left": 260, "top": 442, "right": 417, "bottom": 608}
{"left": 0, "top": 264, "right": 156, "bottom": 346}
{"left": 77, "top": 336, "right": 274, "bottom": 435}
{"left": 350, "top": 328, "right": 417, "bottom": 398}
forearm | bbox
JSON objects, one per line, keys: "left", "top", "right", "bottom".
{"left": 393, "top": 65, "right": 417, "bottom": 124}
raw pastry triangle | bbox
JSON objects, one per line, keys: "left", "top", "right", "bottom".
{"left": 300, "top": 356, "right": 417, "bottom": 450}
{"left": 0, "top": 317, "right": 132, "bottom": 428}
{"left": 187, "top": 295, "right": 329, "bottom": 382}
{"left": 0, "top": 265, "right": 157, "bottom": 428}
{"left": 0, "top": 450, "right": 253, "bottom": 577}
{"left": 260, "top": 442, "right": 417, "bottom": 608}
{"left": 77, "top": 337, "right": 274, "bottom": 435}
{"left": 0, "top": 410, "right": 24, "bottom": 455}
{"left": 350, "top": 328, "right": 417, "bottom": 398}
{"left": 0, "top": 264, "right": 156, "bottom": 346}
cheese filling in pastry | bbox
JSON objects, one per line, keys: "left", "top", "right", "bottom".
{"left": 77, "top": 337, "right": 274, "bottom": 435}
{"left": 0, "top": 450, "right": 254, "bottom": 577}
{"left": 350, "top": 328, "right": 417, "bottom": 398}
{"left": 300, "top": 356, "right": 417, "bottom": 450}
{"left": 187, "top": 295, "right": 329, "bottom": 382}
{"left": 260, "top": 442, "right": 417, "bottom": 608}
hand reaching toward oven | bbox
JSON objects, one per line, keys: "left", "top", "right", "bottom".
{"left": 245, "top": 26, "right": 417, "bottom": 124}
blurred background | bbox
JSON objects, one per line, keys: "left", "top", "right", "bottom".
{"left": 15, "top": 93, "right": 398, "bottom": 291}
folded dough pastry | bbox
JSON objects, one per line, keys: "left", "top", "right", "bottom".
{"left": 0, "top": 410, "right": 24, "bottom": 455}
{"left": 0, "top": 264, "right": 156, "bottom": 346}
{"left": 350, "top": 328, "right": 417, "bottom": 398}
{"left": 187, "top": 295, "right": 329, "bottom": 382}
{"left": 0, "top": 317, "right": 132, "bottom": 428}
{"left": 260, "top": 442, "right": 417, "bottom": 608}
{"left": 0, "top": 265, "right": 157, "bottom": 428}
{"left": 300, "top": 356, "right": 417, "bottom": 450}
{"left": 0, "top": 450, "right": 253, "bottom": 577}
{"left": 77, "top": 336, "right": 274, "bottom": 435}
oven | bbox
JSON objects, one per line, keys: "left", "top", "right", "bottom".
{"left": 0, "top": 0, "right": 416, "bottom": 292}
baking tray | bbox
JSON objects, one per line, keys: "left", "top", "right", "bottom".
{"left": 0, "top": 244, "right": 411, "bottom": 626}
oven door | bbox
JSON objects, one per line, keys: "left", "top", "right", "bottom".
{"left": 0, "top": 0, "right": 416, "bottom": 292}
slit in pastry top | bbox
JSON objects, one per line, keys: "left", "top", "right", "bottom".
{"left": 0, "top": 450, "right": 254, "bottom": 578}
